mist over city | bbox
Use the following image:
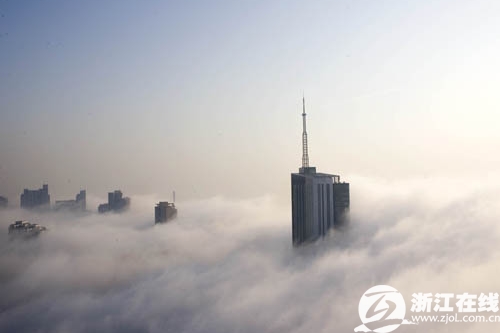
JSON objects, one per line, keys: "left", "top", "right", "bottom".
{"left": 2, "top": 1, "right": 500, "bottom": 332}
{"left": 1, "top": 177, "right": 500, "bottom": 332}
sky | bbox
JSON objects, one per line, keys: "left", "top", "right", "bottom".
{"left": 2, "top": 2, "right": 500, "bottom": 331}
{"left": 1, "top": 0, "right": 500, "bottom": 204}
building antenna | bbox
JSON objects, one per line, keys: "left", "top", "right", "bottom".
{"left": 302, "top": 95, "right": 310, "bottom": 168}
{"left": 172, "top": 190, "right": 176, "bottom": 204}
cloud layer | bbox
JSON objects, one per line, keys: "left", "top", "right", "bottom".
{"left": 1, "top": 176, "right": 500, "bottom": 333}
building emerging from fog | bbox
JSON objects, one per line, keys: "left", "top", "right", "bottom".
{"left": 98, "top": 190, "right": 130, "bottom": 213}
{"left": 20, "top": 184, "right": 50, "bottom": 209}
{"left": 8, "top": 220, "right": 46, "bottom": 238}
{"left": 155, "top": 201, "right": 177, "bottom": 224}
{"left": 291, "top": 98, "right": 350, "bottom": 246}
{"left": 0, "top": 196, "right": 7, "bottom": 208}
{"left": 55, "top": 190, "right": 86, "bottom": 211}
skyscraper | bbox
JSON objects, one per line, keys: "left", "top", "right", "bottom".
{"left": 20, "top": 184, "right": 50, "bottom": 209}
{"left": 98, "top": 190, "right": 130, "bottom": 213}
{"left": 155, "top": 201, "right": 177, "bottom": 224}
{"left": 54, "top": 190, "right": 86, "bottom": 211}
{"left": 291, "top": 97, "right": 350, "bottom": 246}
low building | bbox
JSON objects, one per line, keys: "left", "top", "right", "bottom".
{"left": 8, "top": 220, "right": 46, "bottom": 238}
{"left": 20, "top": 184, "right": 50, "bottom": 209}
{"left": 155, "top": 201, "right": 177, "bottom": 224}
{"left": 98, "top": 190, "right": 130, "bottom": 213}
{"left": 55, "top": 190, "right": 86, "bottom": 211}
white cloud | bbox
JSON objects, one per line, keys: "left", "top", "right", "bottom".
{"left": 1, "top": 176, "right": 499, "bottom": 332}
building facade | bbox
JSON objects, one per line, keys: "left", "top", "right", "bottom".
{"left": 55, "top": 190, "right": 86, "bottom": 211}
{"left": 291, "top": 98, "right": 350, "bottom": 246}
{"left": 333, "top": 182, "right": 350, "bottom": 227}
{"left": 155, "top": 201, "right": 177, "bottom": 223}
{"left": 20, "top": 184, "right": 50, "bottom": 209}
{"left": 98, "top": 190, "right": 130, "bottom": 213}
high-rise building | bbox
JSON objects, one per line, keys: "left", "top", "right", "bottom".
{"left": 98, "top": 190, "right": 130, "bottom": 213}
{"left": 55, "top": 190, "right": 86, "bottom": 211}
{"left": 76, "top": 190, "right": 86, "bottom": 208}
{"left": 291, "top": 97, "right": 350, "bottom": 246}
{"left": 155, "top": 201, "right": 177, "bottom": 224}
{"left": 20, "top": 184, "right": 50, "bottom": 209}
{"left": 333, "top": 182, "right": 350, "bottom": 227}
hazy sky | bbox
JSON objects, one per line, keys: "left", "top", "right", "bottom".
{"left": 1, "top": 0, "right": 500, "bottom": 204}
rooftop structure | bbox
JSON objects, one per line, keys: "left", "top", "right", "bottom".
{"left": 20, "top": 184, "right": 50, "bottom": 209}
{"left": 8, "top": 220, "right": 47, "bottom": 238}
{"left": 98, "top": 190, "right": 130, "bottom": 213}
{"left": 291, "top": 97, "right": 350, "bottom": 246}
{"left": 55, "top": 190, "right": 86, "bottom": 212}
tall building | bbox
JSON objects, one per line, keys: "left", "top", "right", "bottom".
{"left": 155, "top": 201, "right": 177, "bottom": 224}
{"left": 98, "top": 190, "right": 130, "bottom": 213}
{"left": 333, "top": 182, "right": 350, "bottom": 227}
{"left": 55, "top": 190, "right": 86, "bottom": 211}
{"left": 291, "top": 97, "right": 350, "bottom": 246}
{"left": 20, "top": 184, "right": 50, "bottom": 209}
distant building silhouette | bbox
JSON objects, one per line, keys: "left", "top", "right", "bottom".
{"left": 291, "top": 98, "right": 350, "bottom": 246}
{"left": 0, "top": 196, "right": 7, "bottom": 208}
{"left": 98, "top": 190, "right": 130, "bottom": 213}
{"left": 55, "top": 190, "right": 86, "bottom": 211}
{"left": 155, "top": 201, "right": 177, "bottom": 224}
{"left": 20, "top": 184, "right": 50, "bottom": 209}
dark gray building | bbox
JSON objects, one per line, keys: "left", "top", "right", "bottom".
{"left": 291, "top": 98, "right": 350, "bottom": 246}
{"left": 98, "top": 190, "right": 130, "bottom": 213}
{"left": 55, "top": 190, "right": 86, "bottom": 211}
{"left": 333, "top": 182, "right": 350, "bottom": 227}
{"left": 20, "top": 184, "right": 50, "bottom": 209}
{"left": 155, "top": 201, "right": 177, "bottom": 224}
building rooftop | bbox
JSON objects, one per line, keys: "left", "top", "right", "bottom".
{"left": 292, "top": 170, "right": 344, "bottom": 183}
